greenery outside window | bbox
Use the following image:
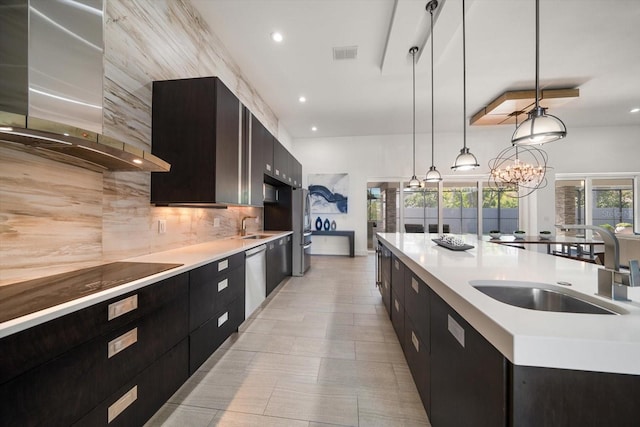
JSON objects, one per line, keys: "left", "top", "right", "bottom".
{"left": 482, "top": 186, "right": 519, "bottom": 234}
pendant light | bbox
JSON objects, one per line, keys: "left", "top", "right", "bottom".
{"left": 451, "top": 0, "right": 479, "bottom": 171}
{"left": 512, "top": 0, "right": 566, "bottom": 145}
{"left": 424, "top": 0, "right": 442, "bottom": 183}
{"left": 407, "top": 46, "right": 421, "bottom": 189}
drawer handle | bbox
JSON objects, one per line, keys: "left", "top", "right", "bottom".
{"left": 218, "top": 311, "right": 229, "bottom": 327}
{"left": 217, "top": 278, "right": 228, "bottom": 292}
{"left": 394, "top": 260, "right": 399, "bottom": 270}
{"left": 411, "top": 278, "right": 419, "bottom": 294}
{"left": 108, "top": 295, "right": 138, "bottom": 321}
{"left": 266, "top": 164, "right": 272, "bottom": 171}
{"left": 411, "top": 331, "right": 419, "bottom": 352}
{"left": 394, "top": 299, "right": 399, "bottom": 312}
{"left": 108, "top": 328, "right": 138, "bottom": 358}
{"left": 448, "top": 314, "right": 465, "bottom": 348}
{"left": 283, "top": 173, "right": 287, "bottom": 179}
{"left": 108, "top": 385, "right": 137, "bottom": 423}
{"left": 218, "top": 259, "right": 228, "bottom": 271}
{"left": 275, "top": 169, "right": 280, "bottom": 176}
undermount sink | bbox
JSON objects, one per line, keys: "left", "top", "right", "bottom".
{"left": 470, "top": 280, "right": 621, "bottom": 315}
{"left": 239, "top": 234, "right": 271, "bottom": 240}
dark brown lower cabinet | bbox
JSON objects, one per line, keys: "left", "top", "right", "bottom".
{"left": 511, "top": 365, "right": 640, "bottom": 426}
{"left": 189, "top": 297, "right": 245, "bottom": 373}
{"left": 379, "top": 274, "right": 391, "bottom": 315}
{"left": 73, "top": 339, "right": 189, "bottom": 427}
{"left": 404, "top": 314, "right": 430, "bottom": 414}
{"left": 391, "top": 292, "right": 405, "bottom": 349}
{"left": 0, "top": 274, "right": 189, "bottom": 427}
{"left": 430, "top": 292, "right": 507, "bottom": 427}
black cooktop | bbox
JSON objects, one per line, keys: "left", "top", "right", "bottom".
{"left": 0, "top": 262, "right": 183, "bottom": 324}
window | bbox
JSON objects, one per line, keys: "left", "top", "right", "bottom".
{"left": 403, "top": 183, "right": 438, "bottom": 230}
{"left": 482, "top": 186, "right": 519, "bottom": 233}
{"left": 592, "top": 178, "right": 634, "bottom": 232}
{"left": 443, "top": 182, "right": 478, "bottom": 234}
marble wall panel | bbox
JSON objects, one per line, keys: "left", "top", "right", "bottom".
{"left": 0, "top": 146, "right": 103, "bottom": 285}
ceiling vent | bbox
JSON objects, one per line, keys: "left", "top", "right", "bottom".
{"left": 471, "top": 88, "right": 579, "bottom": 126}
{"left": 333, "top": 46, "right": 358, "bottom": 61}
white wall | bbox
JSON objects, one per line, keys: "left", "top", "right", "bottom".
{"left": 293, "top": 125, "right": 640, "bottom": 256}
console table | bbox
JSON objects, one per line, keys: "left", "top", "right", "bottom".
{"left": 311, "top": 230, "right": 355, "bottom": 257}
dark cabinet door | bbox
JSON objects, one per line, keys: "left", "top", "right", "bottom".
{"left": 391, "top": 255, "right": 405, "bottom": 307}
{"left": 430, "top": 292, "right": 507, "bottom": 427}
{"left": 291, "top": 158, "right": 302, "bottom": 188}
{"left": 273, "top": 139, "right": 289, "bottom": 184}
{"left": 404, "top": 313, "right": 429, "bottom": 414}
{"left": 266, "top": 241, "right": 281, "bottom": 296}
{"left": 379, "top": 244, "right": 392, "bottom": 315}
{"left": 285, "top": 235, "right": 292, "bottom": 276}
{"left": 151, "top": 77, "right": 240, "bottom": 204}
{"left": 250, "top": 114, "right": 270, "bottom": 205}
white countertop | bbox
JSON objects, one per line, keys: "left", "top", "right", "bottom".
{"left": 0, "top": 231, "right": 291, "bottom": 339}
{"left": 377, "top": 232, "right": 640, "bottom": 375}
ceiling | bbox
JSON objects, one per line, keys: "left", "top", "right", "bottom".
{"left": 191, "top": 0, "right": 640, "bottom": 139}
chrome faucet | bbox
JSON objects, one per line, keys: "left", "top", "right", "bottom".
{"left": 240, "top": 216, "right": 257, "bottom": 236}
{"left": 556, "top": 224, "right": 639, "bottom": 301}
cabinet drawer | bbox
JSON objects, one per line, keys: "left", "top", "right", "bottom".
{"left": 379, "top": 275, "right": 391, "bottom": 316}
{"left": 391, "top": 296, "right": 405, "bottom": 349}
{"left": 191, "top": 253, "right": 244, "bottom": 281}
{"left": 0, "top": 272, "right": 188, "bottom": 385}
{"left": 404, "top": 314, "right": 430, "bottom": 415}
{"left": 189, "top": 297, "right": 244, "bottom": 374}
{"left": 391, "top": 255, "right": 405, "bottom": 306}
{"left": 73, "top": 339, "right": 189, "bottom": 427}
{"left": 189, "top": 263, "right": 245, "bottom": 331}
{"left": 403, "top": 272, "right": 430, "bottom": 344}
{"left": 0, "top": 295, "right": 188, "bottom": 427}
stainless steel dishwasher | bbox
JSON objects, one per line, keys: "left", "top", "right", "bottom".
{"left": 245, "top": 244, "right": 266, "bottom": 318}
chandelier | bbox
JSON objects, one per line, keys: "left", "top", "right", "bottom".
{"left": 488, "top": 144, "right": 549, "bottom": 197}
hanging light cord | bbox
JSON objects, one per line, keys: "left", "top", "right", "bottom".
{"left": 412, "top": 47, "right": 417, "bottom": 176}
{"left": 534, "top": 0, "right": 540, "bottom": 110}
{"left": 462, "top": 0, "right": 467, "bottom": 150}
{"left": 429, "top": 3, "right": 435, "bottom": 168}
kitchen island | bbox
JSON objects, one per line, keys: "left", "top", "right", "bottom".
{"left": 376, "top": 232, "right": 640, "bottom": 426}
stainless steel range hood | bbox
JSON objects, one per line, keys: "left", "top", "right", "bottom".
{"left": 0, "top": 111, "right": 170, "bottom": 171}
{"left": 0, "top": 0, "right": 170, "bottom": 172}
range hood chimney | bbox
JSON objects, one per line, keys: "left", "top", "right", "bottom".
{"left": 0, "top": 0, "right": 170, "bottom": 172}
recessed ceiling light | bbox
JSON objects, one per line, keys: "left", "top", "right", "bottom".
{"left": 311, "top": 126, "right": 317, "bottom": 132}
{"left": 630, "top": 107, "right": 640, "bottom": 113}
{"left": 299, "top": 96, "right": 306, "bottom": 103}
{"left": 271, "top": 32, "right": 283, "bottom": 43}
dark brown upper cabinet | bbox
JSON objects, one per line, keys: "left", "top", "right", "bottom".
{"left": 249, "top": 113, "right": 272, "bottom": 205}
{"left": 251, "top": 115, "right": 274, "bottom": 179}
{"left": 151, "top": 77, "right": 241, "bottom": 205}
{"left": 273, "top": 139, "right": 290, "bottom": 185}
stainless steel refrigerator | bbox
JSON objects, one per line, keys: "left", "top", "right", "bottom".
{"left": 292, "top": 188, "right": 312, "bottom": 276}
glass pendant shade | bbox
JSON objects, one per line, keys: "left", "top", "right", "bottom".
{"left": 424, "top": 166, "right": 442, "bottom": 182}
{"left": 512, "top": 106, "right": 567, "bottom": 145}
{"left": 452, "top": 147, "right": 480, "bottom": 171}
{"left": 408, "top": 175, "right": 421, "bottom": 189}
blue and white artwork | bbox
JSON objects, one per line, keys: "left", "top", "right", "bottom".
{"left": 308, "top": 173, "right": 349, "bottom": 214}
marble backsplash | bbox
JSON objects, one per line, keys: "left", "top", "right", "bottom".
{"left": 0, "top": 0, "right": 275, "bottom": 285}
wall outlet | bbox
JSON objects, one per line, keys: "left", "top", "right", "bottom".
{"left": 158, "top": 219, "right": 167, "bottom": 234}
{"left": 213, "top": 218, "right": 221, "bottom": 227}
{"left": 255, "top": 217, "right": 259, "bottom": 224}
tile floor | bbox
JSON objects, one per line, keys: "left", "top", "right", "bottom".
{"left": 145, "top": 255, "right": 432, "bottom": 426}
